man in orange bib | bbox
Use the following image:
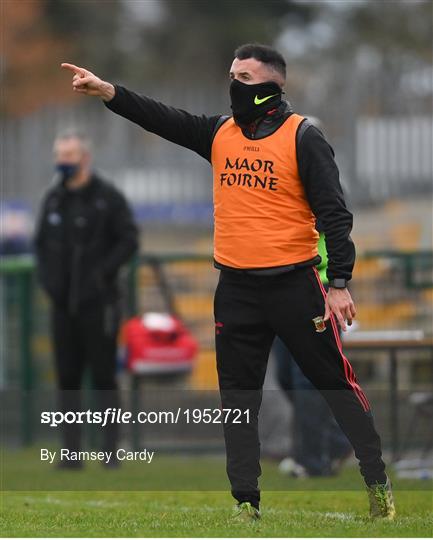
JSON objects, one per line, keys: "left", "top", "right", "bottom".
{"left": 61, "top": 43, "right": 395, "bottom": 520}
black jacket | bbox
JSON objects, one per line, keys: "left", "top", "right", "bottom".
{"left": 35, "top": 174, "right": 138, "bottom": 313}
{"left": 104, "top": 85, "right": 355, "bottom": 281}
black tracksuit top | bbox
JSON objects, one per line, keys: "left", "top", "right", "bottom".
{"left": 35, "top": 174, "right": 138, "bottom": 312}
{"left": 104, "top": 85, "right": 355, "bottom": 282}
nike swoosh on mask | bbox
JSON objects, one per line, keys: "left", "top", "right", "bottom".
{"left": 254, "top": 93, "right": 279, "bottom": 105}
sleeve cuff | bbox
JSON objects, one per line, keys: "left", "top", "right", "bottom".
{"left": 102, "top": 84, "right": 120, "bottom": 109}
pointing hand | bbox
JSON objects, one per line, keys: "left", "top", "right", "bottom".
{"left": 61, "top": 63, "right": 115, "bottom": 101}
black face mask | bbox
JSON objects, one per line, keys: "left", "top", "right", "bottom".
{"left": 55, "top": 162, "right": 80, "bottom": 184}
{"left": 230, "top": 79, "right": 282, "bottom": 126}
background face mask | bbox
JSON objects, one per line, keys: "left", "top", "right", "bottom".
{"left": 55, "top": 162, "right": 80, "bottom": 183}
{"left": 230, "top": 79, "right": 282, "bottom": 125}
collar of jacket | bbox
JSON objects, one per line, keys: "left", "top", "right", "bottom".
{"left": 54, "top": 173, "right": 98, "bottom": 199}
{"left": 240, "top": 100, "right": 293, "bottom": 140}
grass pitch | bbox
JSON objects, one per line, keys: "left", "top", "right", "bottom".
{"left": 1, "top": 449, "right": 432, "bottom": 537}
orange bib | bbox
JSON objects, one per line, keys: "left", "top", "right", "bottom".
{"left": 211, "top": 114, "right": 318, "bottom": 269}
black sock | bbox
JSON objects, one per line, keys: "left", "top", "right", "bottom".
{"left": 365, "top": 473, "right": 388, "bottom": 487}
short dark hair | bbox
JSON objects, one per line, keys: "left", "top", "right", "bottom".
{"left": 234, "top": 43, "right": 286, "bottom": 80}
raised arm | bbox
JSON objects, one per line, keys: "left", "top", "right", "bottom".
{"left": 61, "top": 63, "right": 220, "bottom": 161}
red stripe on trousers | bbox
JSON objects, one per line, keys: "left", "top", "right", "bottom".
{"left": 312, "top": 268, "right": 370, "bottom": 412}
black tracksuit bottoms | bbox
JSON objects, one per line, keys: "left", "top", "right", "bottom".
{"left": 213, "top": 267, "right": 386, "bottom": 509}
{"left": 51, "top": 300, "right": 120, "bottom": 453}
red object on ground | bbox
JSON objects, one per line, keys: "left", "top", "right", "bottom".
{"left": 124, "top": 312, "right": 198, "bottom": 375}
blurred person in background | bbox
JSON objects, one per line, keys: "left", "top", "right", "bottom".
{"left": 60, "top": 43, "right": 395, "bottom": 518}
{"left": 275, "top": 220, "right": 352, "bottom": 479}
{"left": 34, "top": 129, "right": 138, "bottom": 468}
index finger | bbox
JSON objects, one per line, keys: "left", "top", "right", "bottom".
{"left": 61, "top": 63, "right": 85, "bottom": 75}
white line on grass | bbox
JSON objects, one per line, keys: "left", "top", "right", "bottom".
{"left": 23, "top": 495, "right": 122, "bottom": 508}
